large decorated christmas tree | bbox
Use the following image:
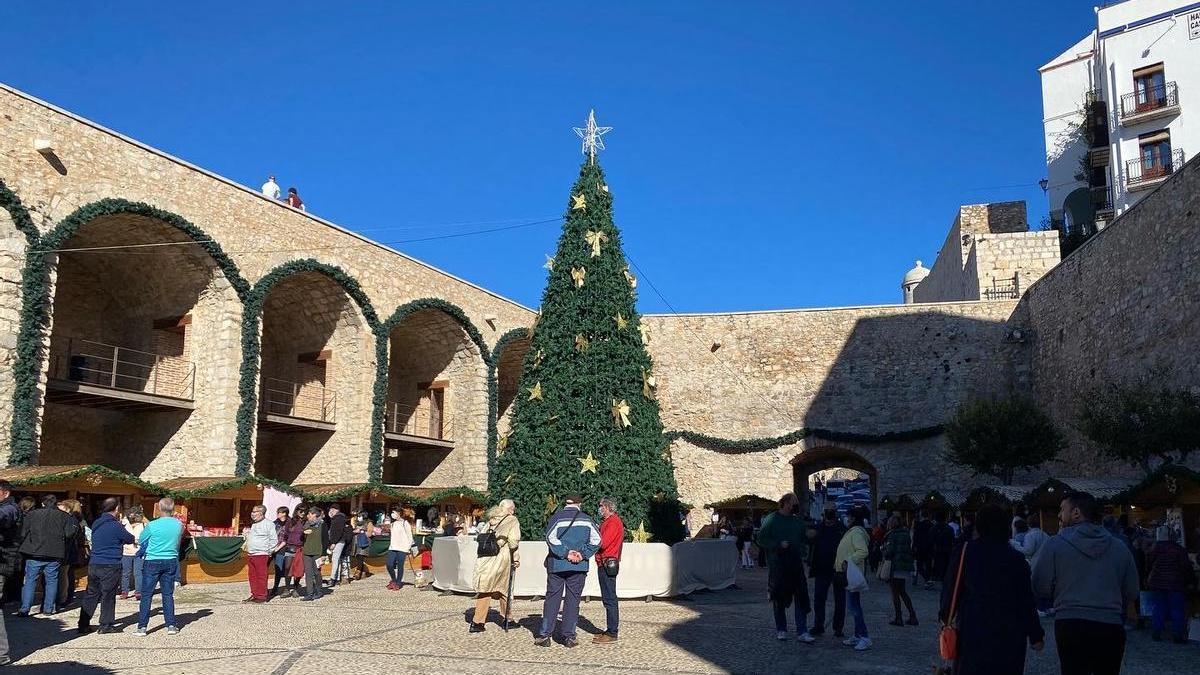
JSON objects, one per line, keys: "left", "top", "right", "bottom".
{"left": 494, "top": 112, "right": 685, "bottom": 544}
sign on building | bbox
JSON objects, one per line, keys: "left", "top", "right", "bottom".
{"left": 1189, "top": 10, "right": 1200, "bottom": 40}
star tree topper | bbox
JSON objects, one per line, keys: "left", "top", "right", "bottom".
{"left": 573, "top": 109, "right": 613, "bottom": 164}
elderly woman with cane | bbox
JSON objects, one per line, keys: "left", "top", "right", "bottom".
{"left": 469, "top": 499, "right": 521, "bottom": 633}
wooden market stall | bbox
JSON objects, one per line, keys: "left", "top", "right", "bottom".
{"left": 1110, "top": 466, "right": 1200, "bottom": 555}
{"left": 0, "top": 464, "right": 164, "bottom": 516}
{"left": 1024, "top": 477, "right": 1134, "bottom": 535}
{"left": 705, "top": 494, "right": 777, "bottom": 529}
{"left": 878, "top": 494, "right": 919, "bottom": 526}
{"left": 960, "top": 485, "right": 1035, "bottom": 521}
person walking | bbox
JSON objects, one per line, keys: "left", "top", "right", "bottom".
{"left": 261, "top": 175, "right": 281, "bottom": 200}
{"left": 286, "top": 187, "right": 305, "bottom": 211}
{"left": 78, "top": 498, "right": 133, "bottom": 634}
{"left": 469, "top": 499, "right": 521, "bottom": 633}
{"left": 939, "top": 505, "right": 1043, "bottom": 674}
{"left": 18, "top": 494, "right": 77, "bottom": 616}
{"left": 593, "top": 496, "right": 624, "bottom": 644}
{"left": 300, "top": 507, "right": 327, "bottom": 601}
{"left": 834, "top": 506, "right": 871, "bottom": 651}
{"left": 912, "top": 511, "right": 934, "bottom": 588}
{"left": 0, "top": 480, "right": 22, "bottom": 666}
{"left": 535, "top": 495, "right": 600, "bottom": 648}
{"left": 1145, "top": 525, "right": 1195, "bottom": 643}
{"left": 1031, "top": 491, "right": 1139, "bottom": 675}
{"left": 756, "top": 493, "right": 814, "bottom": 643}
{"left": 385, "top": 506, "right": 414, "bottom": 590}
{"left": 120, "top": 509, "right": 144, "bottom": 600}
{"left": 59, "top": 498, "right": 87, "bottom": 607}
{"left": 929, "top": 511, "right": 955, "bottom": 590}
{"left": 736, "top": 518, "right": 754, "bottom": 569}
{"left": 325, "top": 504, "right": 350, "bottom": 587}
{"left": 136, "top": 498, "right": 184, "bottom": 636}
{"left": 245, "top": 505, "right": 278, "bottom": 603}
{"left": 882, "top": 515, "right": 918, "bottom": 626}
{"left": 1013, "top": 512, "right": 1050, "bottom": 616}
{"left": 809, "top": 507, "right": 846, "bottom": 638}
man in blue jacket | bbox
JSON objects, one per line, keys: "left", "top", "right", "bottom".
{"left": 78, "top": 498, "right": 134, "bottom": 634}
{"left": 535, "top": 495, "right": 601, "bottom": 648}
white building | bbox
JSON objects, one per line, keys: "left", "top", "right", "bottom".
{"left": 1040, "top": 0, "right": 1199, "bottom": 235}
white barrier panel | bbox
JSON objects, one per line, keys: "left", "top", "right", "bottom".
{"left": 432, "top": 535, "right": 735, "bottom": 598}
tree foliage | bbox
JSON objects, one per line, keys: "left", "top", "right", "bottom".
{"left": 494, "top": 159, "right": 685, "bottom": 543}
{"left": 1077, "top": 375, "right": 1200, "bottom": 473}
{"left": 945, "top": 397, "right": 1064, "bottom": 484}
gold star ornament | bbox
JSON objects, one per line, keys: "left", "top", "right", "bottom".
{"left": 584, "top": 229, "right": 609, "bottom": 257}
{"left": 614, "top": 313, "right": 628, "bottom": 330}
{"left": 572, "top": 194, "right": 587, "bottom": 210}
{"left": 611, "top": 398, "right": 631, "bottom": 428}
{"left": 570, "top": 267, "right": 586, "bottom": 288}
{"left": 528, "top": 381, "right": 543, "bottom": 400}
{"left": 575, "top": 334, "right": 590, "bottom": 352}
{"left": 631, "top": 521, "right": 652, "bottom": 543}
{"left": 578, "top": 451, "right": 600, "bottom": 474}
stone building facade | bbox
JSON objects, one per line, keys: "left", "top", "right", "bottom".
{"left": 2, "top": 84, "right": 1196, "bottom": 530}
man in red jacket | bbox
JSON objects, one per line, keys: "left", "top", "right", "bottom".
{"left": 594, "top": 497, "right": 625, "bottom": 644}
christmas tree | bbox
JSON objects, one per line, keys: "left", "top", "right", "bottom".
{"left": 494, "top": 113, "right": 684, "bottom": 544}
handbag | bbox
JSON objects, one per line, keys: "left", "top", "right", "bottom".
{"left": 877, "top": 559, "right": 893, "bottom": 581}
{"left": 603, "top": 556, "right": 620, "bottom": 577}
{"left": 846, "top": 560, "right": 868, "bottom": 592}
{"left": 476, "top": 515, "right": 508, "bottom": 558}
{"left": 939, "top": 543, "right": 969, "bottom": 661}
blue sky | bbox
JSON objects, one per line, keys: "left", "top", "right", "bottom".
{"left": 2, "top": 1, "right": 1099, "bottom": 313}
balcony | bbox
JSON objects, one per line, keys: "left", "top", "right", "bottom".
{"left": 1120, "top": 82, "right": 1179, "bottom": 125}
{"left": 1125, "top": 148, "right": 1185, "bottom": 191}
{"left": 258, "top": 377, "right": 336, "bottom": 432}
{"left": 46, "top": 337, "right": 195, "bottom": 411}
{"left": 384, "top": 400, "right": 453, "bottom": 450}
{"left": 1091, "top": 186, "right": 1114, "bottom": 217}
{"left": 981, "top": 275, "right": 1020, "bottom": 301}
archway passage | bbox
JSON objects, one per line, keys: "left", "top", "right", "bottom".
{"left": 791, "top": 446, "right": 879, "bottom": 521}
{"left": 41, "top": 213, "right": 242, "bottom": 478}
{"left": 382, "top": 308, "right": 487, "bottom": 489}
{"left": 493, "top": 331, "right": 531, "bottom": 436}
{"left": 255, "top": 271, "right": 370, "bottom": 483}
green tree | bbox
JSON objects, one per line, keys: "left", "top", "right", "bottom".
{"left": 1077, "top": 375, "right": 1200, "bottom": 473}
{"left": 945, "top": 397, "right": 1064, "bottom": 485}
{"left": 493, "top": 158, "right": 685, "bottom": 544}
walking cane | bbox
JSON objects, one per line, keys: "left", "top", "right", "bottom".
{"left": 504, "top": 557, "right": 516, "bottom": 632}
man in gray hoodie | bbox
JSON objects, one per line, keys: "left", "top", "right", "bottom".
{"left": 1032, "top": 491, "right": 1138, "bottom": 675}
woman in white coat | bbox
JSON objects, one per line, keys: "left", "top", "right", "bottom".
{"left": 469, "top": 499, "right": 521, "bottom": 633}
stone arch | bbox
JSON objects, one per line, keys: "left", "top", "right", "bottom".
{"left": 492, "top": 327, "right": 531, "bottom": 433}
{"left": 791, "top": 442, "right": 880, "bottom": 518}
{"left": 378, "top": 299, "right": 490, "bottom": 489}
{"left": 21, "top": 199, "right": 249, "bottom": 478}
{"left": 0, "top": 181, "right": 39, "bottom": 465}
{"left": 1062, "top": 187, "right": 1095, "bottom": 236}
{"left": 242, "top": 259, "right": 380, "bottom": 482}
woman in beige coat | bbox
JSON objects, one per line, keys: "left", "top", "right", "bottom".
{"left": 469, "top": 499, "right": 520, "bottom": 632}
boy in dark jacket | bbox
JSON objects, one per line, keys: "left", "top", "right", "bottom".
{"left": 18, "top": 494, "right": 77, "bottom": 616}
{"left": 809, "top": 508, "right": 846, "bottom": 637}
{"left": 300, "top": 507, "right": 327, "bottom": 601}
{"left": 535, "top": 495, "right": 600, "bottom": 648}
{"left": 78, "top": 498, "right": 134, "bottom": 633}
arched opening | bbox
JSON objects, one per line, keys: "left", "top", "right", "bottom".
{"left": 493, "top": 330, "right": 531, "bottom": 436}
{"left": 382, "top": 308, "right": 487, "bottom": 489}
{"left": 41, "top": 212, "right": 242, "bottom": 479}
{"left": 254, "top": 271, "right": 372, "bottom": 483}
{"left": 1062, "top": 186, "right": 1096, "bottom": 237}
{"left": 791, "top": 446, "right": 879, "bottom": 521}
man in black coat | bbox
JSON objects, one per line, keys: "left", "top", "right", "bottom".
{"left": 912, "top": 512, "right": 934, "bottom": 587}
{"left": 0, "top": 480, "right": 22, "bottom": 665}
{"left": 17, "top": 494, "right": 77, "bottom": 616}
{"left": 325, "top": 504, "right": 350, "bottom": 586}
{"left": 808, "top": 508, "right": 847, "bottom": 637}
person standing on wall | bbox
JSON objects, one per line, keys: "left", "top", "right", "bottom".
{"left": 0, "top": 481, "right": 22, "bottom": 666}
{"left": 593, "top": 497, "right": 624, "bottom": 644}
{"left": 78, "top": 498, "right": 133, "bottom": 634}
{"left": 245, "top": 505, "right": 278, "bottom": 604}
{"left": 535, "top": 495, "right": 600, "bottom": 648}
{"left": 261, "top": 175, "right": 280, "bottom": 200}
{"left": 1032, "top": 491, "right": 1139, "bottom": 675}
{"left": 286, "top": 187, "right": 305, "bottom": 211}
{"left": 17, "top": 494, "right": 76, "bottom": 617}
{"left": 136, "top": 497, "right": 184, "bottom": 636}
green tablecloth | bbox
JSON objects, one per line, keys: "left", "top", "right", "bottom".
{"left": 367, "top": 536, "right": 391, "bottom": 557}
{"left": 414, "top": 533, "right": 437, "bottom": 549}
{"left": 192, "top": 536, "right": 245, "bottom": 564}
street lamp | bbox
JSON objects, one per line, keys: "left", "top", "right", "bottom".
{"left": 1038, "top": 178, "right": 1049, "bottom": 192}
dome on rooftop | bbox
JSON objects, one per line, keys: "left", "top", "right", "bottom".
{"left": 903, "top": 260, "right": 930, "bottom": 286}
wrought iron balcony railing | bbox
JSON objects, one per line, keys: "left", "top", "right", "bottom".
{"left": 982, "top": 275, "right": 1020, "bottom": 301}
{"left": 385, "top": 400, "right": 452, "bottom": 441}
{"left": 51, "top": 337, "right": 196, "bottom": 399}
{"left": 1120, "top": 82, "right": 1178, "bottom": 121}
{"left": 260, "top": 376, "right": 336, "bottom": 423}
{"left": 1125, "top": 148, "right": 1184, "bottom": 189}
{"left": 1091, "top": 186, "right": 1114, "bottom": 213}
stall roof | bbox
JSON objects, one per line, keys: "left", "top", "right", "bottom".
{"left": 705, "top": 494, "right": 779, "bottom": 510}
{"left": 1110, "top": 465, "right": 1200, "bottom": 506}
{"left": 294, "top": 483, "right": 401, "bottom": 502}
{"left": 1026, "top": 476, "right": 1135, "bottom": 505}
{"left": 388, "top": 485, "right": 490, "bottom": 506}
{"left": 157, "top": 475, "right": 303, "bottom": 500}
{"left": 0, "top": 464, "right": 163, "bottom": 494}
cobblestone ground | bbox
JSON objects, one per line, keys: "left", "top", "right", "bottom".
{"left": 5, "top": 567, "right": 1197, "bottom": 674}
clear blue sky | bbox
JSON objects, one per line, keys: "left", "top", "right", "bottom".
{"left": 2, "top": 1, "right": 1098, "bottom": 313}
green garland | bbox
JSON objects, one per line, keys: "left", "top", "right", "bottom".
{"left": 234, "top": 259, "right": 381, "bottom": 475}
{"left": 664, "top": 424, "right": 944, "bottom": 453}
{"left": 488, "top": 327, "right": 531, "bottom": 486}
{"left": 7, "top": 463, "right": 165, "bottom": 494}
{"left": 0, "top": 179, "right": 40, "bottom": 246}
{"left": 163, "top": 474, "right": 309, "bottom": 500}
{"left": 372, "top": 298, "right": 493, "bottom": 483}
{"left": 7, "top": 198, "right": 250, "bottom": 466}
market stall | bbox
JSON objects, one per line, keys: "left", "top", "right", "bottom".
{"left": 878, "top": 494, "right": 919, "bottom": 526}
{"left": 1024, "top": 477, "right": 1133, "bottom": 535}
{"left": 1111, "top": 466, "right": 1200, "bottom": 554}
{"left": 0, "top": 464, "right": 163, "bottom": 515}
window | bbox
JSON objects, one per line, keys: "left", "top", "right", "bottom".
{"left": 1132, "top": 64, "right": 1166, "bottom": 112}
{"left": 1138, "top": 130, "right": 1172, "bottom": 178}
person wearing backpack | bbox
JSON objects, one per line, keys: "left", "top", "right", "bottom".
{"left": 469, "top": 499, "right": 521, "bottom": 633}
{"left": 534, "top": 495, "right": 600, "bottom": 648}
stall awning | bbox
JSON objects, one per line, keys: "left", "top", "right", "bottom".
{"left": 158, "top": 475, "right": 303, "bottom": 501}
{"left": 0, "top": 464, "right": 163, "bottom": 495}
{"left": 1025, "top": 476, "right": 1136, "bottom": 507}
{"left": 294, "top": 483, "right": 402, "bottom": 503}
{"left": 704, "top": 494, "right": 779, "bottom": 510}
{"left": 1110, "top": 465, "right": 1200, "bottom": 506}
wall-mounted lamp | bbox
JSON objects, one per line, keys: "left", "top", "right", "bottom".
{"left": 483, "top": 314, "right": 497, "bottom": 329}
{"left": 1038, "top": 178, "right": 1049, "bottom": 192}
{"left": 34, "top": 139, "right": 55, "bottom": 154}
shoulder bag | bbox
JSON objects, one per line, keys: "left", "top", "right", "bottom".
{"left": 543, "top": 511, "right": 581, "bottom": 569}
{"left": 477, "top": 516, "right": 507, "bottom": 558}
{"left": 939, "top": 543, "right": 969, "bottom": 661}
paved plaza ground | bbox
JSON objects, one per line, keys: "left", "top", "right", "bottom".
{"left": 4, "top": 566, "right": 1197, "bottom": 674}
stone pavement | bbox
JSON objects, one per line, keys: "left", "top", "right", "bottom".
{"left": 4, "top": 567, "right": 1197, "bottom": 674}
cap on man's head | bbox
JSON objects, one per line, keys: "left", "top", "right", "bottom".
{"left": 563, "top": 494, "right": 583, "bottom": 505}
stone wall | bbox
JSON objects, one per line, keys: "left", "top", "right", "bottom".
{"left": 1022, "top": 157, "right": 1200, "bottom": 475}
{"left": 0, "top": 84, "right": 534, "bottom": 484}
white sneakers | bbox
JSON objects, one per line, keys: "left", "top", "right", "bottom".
{"left": 776, "top": 631, "right": 788, "bottom": 641}
{"left": 854, "top": 637, "right": 873, "bottom": 651}
{"left": 797, "top": 632, "right": 815, "bottom": 644}
{"left": 842, "top": 636, "right": 859, "bottom": 646}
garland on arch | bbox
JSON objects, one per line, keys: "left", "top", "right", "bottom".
{"left": 234, "top": 259, "right": 381, "bottom": 475}
{"left": 6, "top": 464, "right": 165, "bottom": 494}
{"left": 6, "top": 198, "right": 250, "bottom": 466}
{"left": 487, "top": 327, "right": 531, "bottom": 487}
{"left": 663, "top": 424, "right": 945, "bottom": 454}
{"left": 372, "top": 298, "right": 495, "bottom": 483}
{"left": 161, "top": 474, "right": 309, "bottom": 501}
{"left": 0, "top": 179, "right": 40, "bottom": 246}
